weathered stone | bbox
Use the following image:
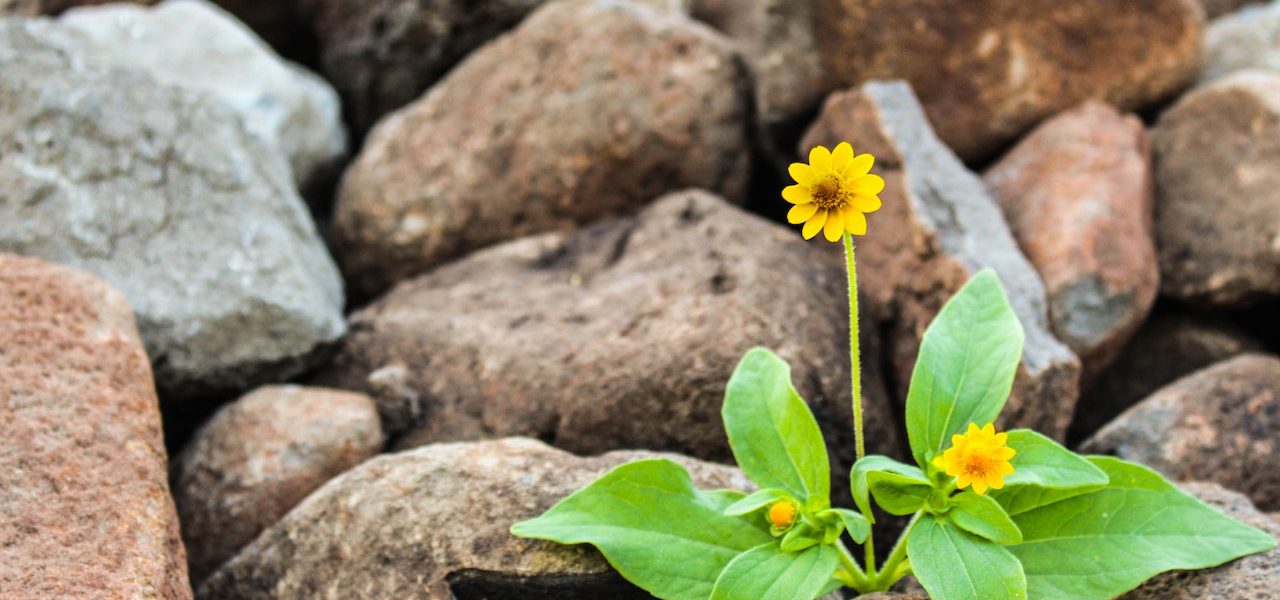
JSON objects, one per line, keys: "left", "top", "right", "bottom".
{"left": 1084, "top": 354, "right": 1280, "bottom": 511}
{"left": 331, "top": 0, "right": 750, "bottom": 298}
{"left": 56, "top": 0, "right": 347, "bottom": 190}
{"left": 173, "top": 385, "right": 385, "bottom": 583}
{"left": 0, "top": 21, "right": 345, "bottom": 398}
{"left": 0, "top": 254, "right": 191, "bottom": 598}
{"left": 984, "top": 101, "right": 1158, "bottom": 383}
{"left": 320, "top": 190, "right": 898, "bottom": 488}
{"left": 0, "top": 0, "right": 155, "bottom": 15}
{"left": 198, "top": 438, "right": 751, "bottom": 599}
{"left": 813, "top": 0, "right": 1203, "bottom": 161}
{"left": 1120, "top": 482, "right": 1280, "bottom": 599}
{"left": 801, "top": 80, "right": 1081, "bottom": 440}
{"left": 1202, "top": 0, "right": 1268, "bottom": 20}
{"left": 1153, "top": 70, "right": 1280, "bottom": 306}
{"left": 1204, "top": 1, "right": 1280, "bottom": 85}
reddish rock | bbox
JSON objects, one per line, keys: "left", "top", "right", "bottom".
{"left": 984, "top": 101, "right": 1158, "bottom": 383}
{"left": 1152, "top": 70, "right": 1280, "bottom": 306}
{"left": 1084, "top": 354, "right": 1280, "bottom": 511}
{"left": 172, "top": 385, "right": 385, "bottom": 583}
{"left": 801, "top": 80, "right": 1081, "bottom": 440}
{"left": 331, "top": 0, "right": 751, "bottom": 298}
{"left": 0, "top": 254, "right": 190, "bottom": 598}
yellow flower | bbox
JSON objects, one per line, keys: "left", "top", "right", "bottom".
{"left": 767, "top": 499, "right": 797, "bottom": 530}
{"left": 784, "top": 142, "right": 885, "bottom": 242}
{"left": 932, "top": 423, "right": 1016, "bottom": 495}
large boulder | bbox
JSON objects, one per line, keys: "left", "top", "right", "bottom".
{"left": 319, "top": 190, "right": 899, "bottom": 485}
{"left": 1084, "top": 354, "right": 1280, "bottom": 511}
{"left": 1202, "top": 1, "right": 1280, "bottom": 83}
{"left": 198, "top": 438, "right": 751, "bottom": 599}
{"left": 801, "top": 80, "right": 1081, "bottom": 440}
{"left": 1152, "top": 70, "right": 1280, "bottom": 307}
{"left": 0, "top": 255, "right": 190, "bottom": 598}
{"left": 0, "top": 21, "right": 345, "bottom": 398}
{"left": 984, "top": 101, "right": 1157, "bottom": 383}
{"left": 331, "top": 0, "right": 751, "bottom": 298}
{"left": 172, "top": 385, "right": 385, "bottom": 583}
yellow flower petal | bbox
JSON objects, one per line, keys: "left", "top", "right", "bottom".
{"left": 989, "top": 479, "right": 1006, "bottom": 490}
{"left": 845, "top": 153, "right": 874, "bottom": 177}
{"left": 787, "top": 203, "right": 819, "bottom": 224}
{"left": 994, "top": 432, "right": 1009, "bottom": 445}
{"left": 852, "top": 194, "right": 882, "bottom": 213}
{"left": 801, "top": 210, "right": 827, "bottom": 240}
{"left": 956, "top": 473, "right": 972, "bottom": 489}
{"left": 852, "top": 174, "right": 885, "bottom": 195}
{"left": 972, "top": 480, "right": 989, "bottom": 495}
{"left": 999, "top": 462, "right": 1015, "bottom": 476}
{"left": 968, "top": 423, "right": 982, "bottom": 435}
{"left": 788, "top": 163, "right": 814, "bottom": 186}
{"left": 809, "top": 145, "right": 832, "bottom": 174}
{"left": 831, "top": 142, "right": 854, "bottom": 173}
{"left": 823, "top": 209, "right": 845, "bottom": 242}
{"left": 782, "top": 184, "right": 812, "bottom": 204}
{"left": 981, "top": 423, "right": 995, "bottom": 436}
{"left": 996, "top": 447, "right": 1016, "bottom": 460}
{"left": 844, "top": 210, "right": 868, "bottom": 236}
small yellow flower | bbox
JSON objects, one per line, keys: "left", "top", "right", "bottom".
{"left": 932, "top": 423, "right": 1016, "bottom": 495}
{"left": 767, "top": 500, "right": 797, "bottom": 529}
{"left": 784, "top": 142, "right": 885, "bottom": 242}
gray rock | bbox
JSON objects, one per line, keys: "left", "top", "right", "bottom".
{"left": 173, "top": 385, "right": 385, "bottom": 583}
{"left": 56, "top": 0, "right": 347, "bottom": 189}
{"left": 1201, "top": 0, "right": 1266, "bottom": 18}
{"left": 198, "top": 438, "right": 752, "bottom": 599}
{"left": 0, "top": 21, "right": 345, "bottom": 398}
{"left": 1204, "top": 1, "right": 1280, "bottom": 84}
{"left": 800, "top": 80, "right": 1082, "bottom": 440}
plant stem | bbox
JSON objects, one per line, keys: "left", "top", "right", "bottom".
{"left": 843, "top": 232, "right": 876, "bottom": 578}
{"left": 871, "top": 512, "right": 921, "bottom": 590}
{"left": 835, "top": 540, "right": 872, "bottom": 592}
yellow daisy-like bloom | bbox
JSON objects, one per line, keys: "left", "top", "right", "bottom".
{"left": 767, "top": 500, "right": 797, "bottom": 530}
{"left": 932, "top": 423, "right": 1017, "bottom": 495}
{"left": 784, "top": 142, "right": 885, "bottom": 242}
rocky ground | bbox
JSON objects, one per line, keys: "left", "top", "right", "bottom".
{"left": 1, "top": 0, "right": 1278, "bottom": 598}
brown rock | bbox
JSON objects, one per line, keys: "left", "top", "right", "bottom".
{"left": 198, "top": 438, "right": 752, "bottom": 599}
{"left": 319, "top": 190, "right": 899, "bottom": 490}
{"left": 0, "top": 0, "right": 155, "bottom": 15}
{"left": 1120, "top": 482, "right": 1280, "bottom": 598}
{"left": 984, "top": 101, "right": 1158, "bottom": 383}
{"left": 1083, "top": 354, "right": 1280, "bottom": 511}
{"left": 172, "top": 385, "right": 385, "bottom": 584}
{"left": 1200, "top": 0, "right": 1266, "bottom": 18}
{"left": 801, "top": 80, "right": 1081, "bottom": 440}
{"left": 0, "top": 254, "right": 190, "bottom": 598}
{"left": 1153, "top": 70, "right": 1280, "bottom": 306}
{"left": 332, "top": 0, "right": 750, "bottom": 298}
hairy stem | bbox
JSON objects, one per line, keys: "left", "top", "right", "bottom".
{"left": 843, "top": 232, "right": 876, "bottom": 577}
{"left": 835, "top": 540, "right": 872, "bottom": 593}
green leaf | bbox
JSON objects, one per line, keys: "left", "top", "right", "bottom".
{"left": 908, "top": 515, "right": 1028, "bottom": 600}
{"left": 1010, "top": 457, "right": 1278, "bottom": 600}
{"left": 950, "top": 492, "right": 1022, "bottom": 545}
{"left": 988, "top": 430, "right": 1108, "bottom": 515}
{"left": 821, "top": 508, "right": 870, "bottom": 544}
{"left": 723, "top": 348, "right": 831, "bottom": 503}
{"left": 511, "top": 459, "right": 773, "bottom": 600}
{"left": 905, "top": 269, "right": 1024, "bottom": 468}
{"left": 724, "top": 488, "right": 792, "bottom": 517}
{"left": 710, "top": 542, "right": 839, "bottom": 600}
{"left": 780, "top": 523, "right": 821, "bottom": 552}
{"left": 850, "top": 455, "right": 933, "bottom": 520}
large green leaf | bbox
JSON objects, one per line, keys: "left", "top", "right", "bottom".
{"left": 850, "top": 455, "right": 932, "bottom": 520}
{"left": 723, "top": 348, "right": 830, "bottom": 502}
{"left": 511, "top": 459, "right": 773, "bottom": 600}
{"left": 988, "top": 430, "right": 1108, "bottom": 515}
{"left": 905, "top": 270, "right": 1024, "bottom": 468}
{"left": 908, "top": 515, "right": 1028, "bottom": 600}
{"left": 710, "top": 542, "right": 839, "bottom": 600}
{"left": 950, "top": 492, "right": 1022, "bottom": 545}
{"left": 1010, "top": 457, "right": 1278, "bottom": 600}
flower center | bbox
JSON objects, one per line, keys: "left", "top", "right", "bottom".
{"left": 767, "top": 500, "right": 797, "bottom": 529}
{"left": 960, "top": 453, "right": 999, "bottom": 480}
{"left": 810, "top": 176, "right": 846, "bottom": 210}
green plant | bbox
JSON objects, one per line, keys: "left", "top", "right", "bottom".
{"left": 511, "top": 145, "right": 1275, "bottom": 599}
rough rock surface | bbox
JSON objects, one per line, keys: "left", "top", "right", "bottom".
{"left": 296, "top": 0, "right": 547, "bottom": 135}
{"left": 816, "top": 0, "right": 1204, "bottom": 161}
{"left": 0, "top": 22, "right": 345, "bottom": 397}
{"left": 1202, "top": 2, "right": 1280, "bottom": 83}
{"left": 173, "top": 385, "right": 385, "bottom": 583}
{"left": 0, "top": 0, "right": 154, "bottom": 15}
{"left": 984, "top": 101, "right": 1157, "bottom": 383}
{"left": 0, "top": 255, "right": 190, "bottom": 599}
{"left": 198, "top": 438, "right": 751, "bottom": 599}
{"left": 57, "top": 0, "right": 347, "bottom": 189}
{"left": 1120, "top": 482, "right": 1280, "bottom": 598}
{"left": 1152, "top": 70, "right": 1280, "bottom": 307}
{"left": 331, "top": 0, "right": 751, "bottom": 298}
{"left": 1072, "top": 307, "right": 1262, "bottom": 441}
{"left": 801, "top": 80, "right": 1081, "bottom": 440}
{"left": 1084, "top": 354, "right": 1280, "bottom": 511}
{"left": 320, "top": 190, "right": 898, "bottom": 486}
{"left": 1201, "top": 0, "right": 1266, "bottom": 18}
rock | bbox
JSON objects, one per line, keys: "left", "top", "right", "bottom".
{"left": 0, "top": 21, "right": 345, "bottom": 398}
{"left": 814, "top": 0, "right": 1203, "bottom": 161}
{"left": 56, "top": 0, "right": 347, "bottom": 190}
{"left": 331, "top": 0, "right": 750, "bottom": 298}
{"left": 1201, "top": 0, "right": 1268, "bottom": 19}
{"left": 1072, "top": 307, "right": 1262, "bottom": 442}
{"left": 984, "top": 101, "right": 1158, "bottom": 383}
{"left": 1153, "top": 70, "right": 1280, "bottom": 306}
{"left": 1083, "top": 354, "right": 1280, "bottom": 511}
{"left": 801, "top": 80, "right": 1081, "bottom": 440}
{"left": 1203, "top": 1, "right": 1280, "bottom": 84}
{"left": 319, "top": 190, "right": 899, "bottom": 488}
{"left": 172, "top": 385, "right": 385, "bottom": 583}
{"left": 0, "top": 0, "right": 155, "bottom": 16}
{"left": 198, "top": 438, "right": 751, "bottom": 599}
{"left": 0, "top": 255, "right": 191, "bottom": 598}
{"left": 1120, "top": 482, "right": 1280, "bottom": 599}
